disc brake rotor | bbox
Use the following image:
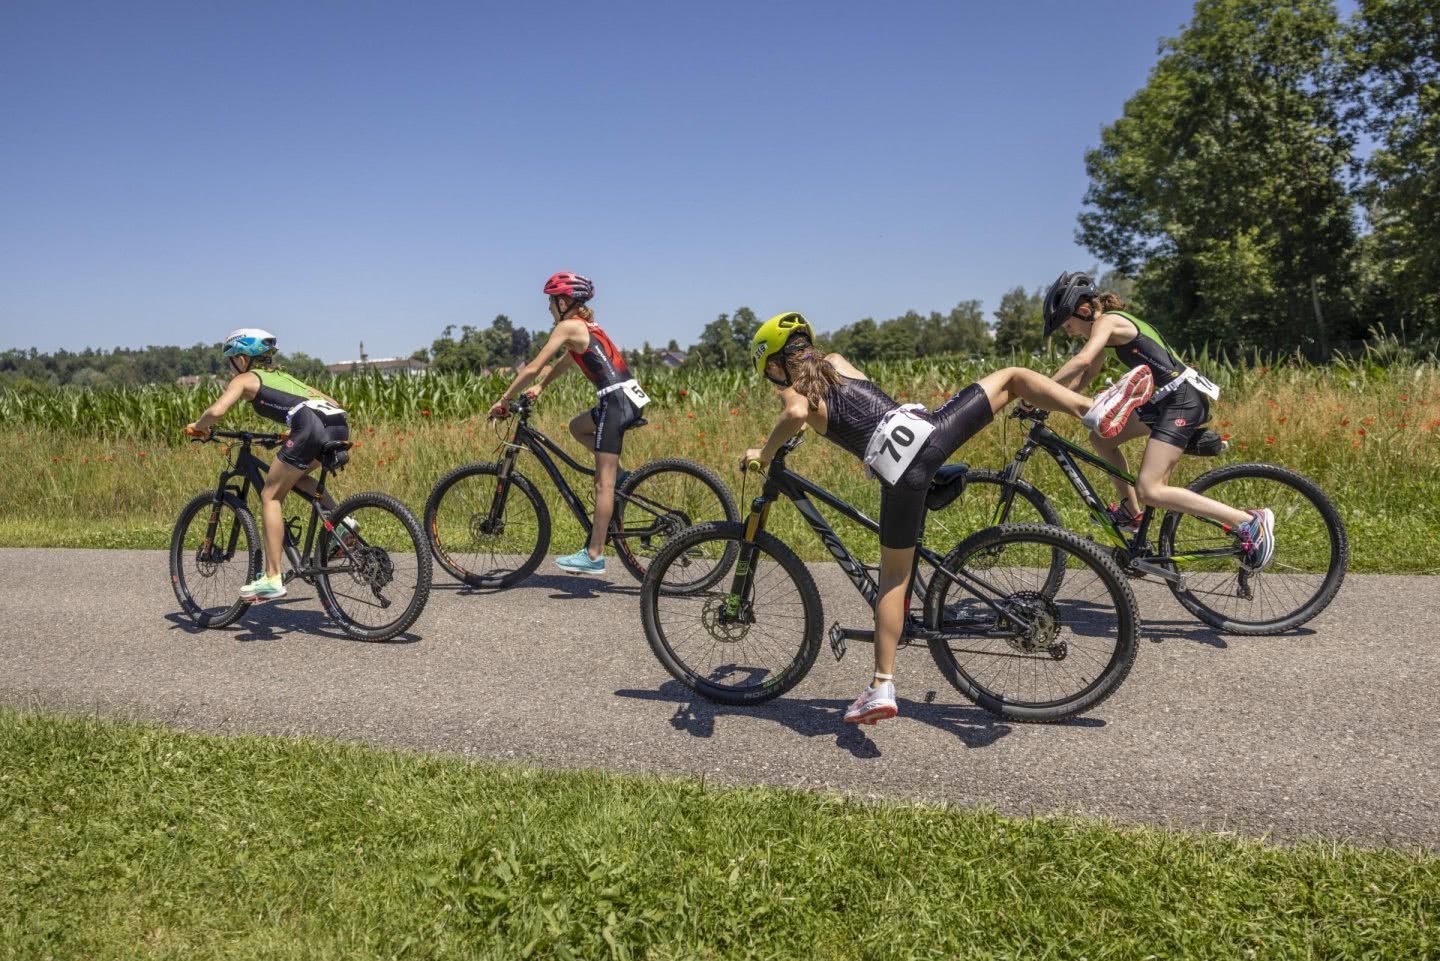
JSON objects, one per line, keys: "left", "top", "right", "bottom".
{"left": 701, "top": 593, "right": 752, "bottom": 643}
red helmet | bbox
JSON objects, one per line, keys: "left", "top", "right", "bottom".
{"left": 543, "top": 272, "right": 594, "bottom": 302}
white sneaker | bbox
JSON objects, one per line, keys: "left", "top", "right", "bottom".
{"left": 843, "top": 681, "right": 897, "bottom": 725}
{"left": 1082, "top": 366, "right": 1155, "bottom": 439}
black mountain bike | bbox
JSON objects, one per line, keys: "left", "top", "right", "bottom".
{"left": 941, "top": 406, "right": 1347, "bottom": 634}
{"left": 425, "top": 393, "right": 739, "bottom": 589}
{"left": 639, "top": 429, "right": 1141, "bottom": 723}
{"left": 170, "top": 429, "right": 432, "bottom": 641}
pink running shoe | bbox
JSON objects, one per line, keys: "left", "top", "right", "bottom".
{"left": 1082, "top": 366, "right": 1155, "bottom": 439}
{"left": 843, "top": 680, "right": 897, "bottom": 725}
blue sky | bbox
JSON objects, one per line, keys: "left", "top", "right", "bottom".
{"left": 2, "top": 0, "right": 1201, "bottom": 361}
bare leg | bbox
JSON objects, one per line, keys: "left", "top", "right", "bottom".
{"left": 292, "top": 473, "right": 337, "bottom": 512}
{"left": 974, "top": 366, "right": 1094, "bottom": 419}
{"left": 590, "top": 452, "right": 620, "bottom": 559}
{"left": 260, "top": 459, "right": 307, "bottom": 578}
{"left": 872, "top": 544, "right": 914, "bottom": 685}
{"left": 1090, "top": 417, "right": 1150, "bottom": 514}
{"left": 1136, "top": 439, "right": 1250, "bottom": 527}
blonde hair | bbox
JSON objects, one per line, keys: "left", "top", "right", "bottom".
{"left": 575, "top": 304, "right": 593, "bottom": 321}
{"left": 782, "top": 338, "right": 841, "bottom": 409}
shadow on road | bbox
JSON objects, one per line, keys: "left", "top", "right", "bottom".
{"left": 1141, "top": 618, "right": 1318, "bottom": 649}
{"left": 609, "top": 679, "right": 1103, "bottom": 756}
{"left": 161, "top": 603, "right": 421, "bottom": 645}
{"left": 433, "top": 573, "right": 640, "bottom": 601}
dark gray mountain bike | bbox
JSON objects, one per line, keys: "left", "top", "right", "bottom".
{"left": 639, "top": 429, "right": 1140, "bottom": 723}
{"left": 941, "top": 406, "right": 1347, "bottom": 634}
{"left": 425, "top": 393, "right": 738, "bottom": 590}
{"left": 170, "top": 428, "right": 432, "bottom": 641}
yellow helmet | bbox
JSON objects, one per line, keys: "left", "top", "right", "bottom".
{"left": 750, "top": 311, "right": 814, "bottom": 378}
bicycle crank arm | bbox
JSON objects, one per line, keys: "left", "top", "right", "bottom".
{"left": 1130, "top": 559, "right": 1187, "bottom": 588}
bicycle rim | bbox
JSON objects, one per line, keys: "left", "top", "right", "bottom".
{"left": 320, "top": 494, "right": 432, "bottom": 640}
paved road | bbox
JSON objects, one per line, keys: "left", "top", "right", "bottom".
{"left": 2, "top": 548, "right": 1436, "bottom": 848}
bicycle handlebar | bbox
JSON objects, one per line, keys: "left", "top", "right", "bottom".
{"left": 190, "top": 427, "right": 285, "bottom": 448}
{"left": 1010, "top": 404, "right": 1051, "bottom": 423}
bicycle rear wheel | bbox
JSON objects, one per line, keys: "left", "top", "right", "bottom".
{"left": 613, "top": 458, "right": 739, "bottom": 590}
{"left": 640, "top": 521, "right": 822, "bottom": 705}
{"left": 1158, "top": 463, "right": 1347, "bottom": 634}
{"left": 170, "top": 491, "right": 260, "bottom": 629}
{"left": 924, "top": 523, "right": 1139, "bottom": 723}
{"left": 318, "top": 492, "right": 433, "bottom": 641}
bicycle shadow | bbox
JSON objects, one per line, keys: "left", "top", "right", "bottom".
{"left": 435, "top": 573, "right": 640, "bottom": 601}
{"left": 161, "top": 603, "right": 421, "bottom": 645}
{"left": 610, "top": 679, "right": 1085, "bottom": 757}
{"left": 1140, "top": 618, "right": 1317, "bottom": 649}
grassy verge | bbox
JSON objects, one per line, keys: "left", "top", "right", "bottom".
{"left": 3, "top": 368, "right": 1439, "bottom": 571}
{"left": 2, "top": 707, "right": 1436, "bottom": 960}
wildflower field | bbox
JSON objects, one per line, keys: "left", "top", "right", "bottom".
{"left": 3, "top": 351, "right": 1438, "bottom": 572}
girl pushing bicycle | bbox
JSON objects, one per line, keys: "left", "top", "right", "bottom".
{"left": 183, "top": 329, "right": 349, "bottom": 602}
{"left": 741, "top": 312, "right": 1155, "bottom": 725}
{"left": 1041, "top": 272, "right": 1274, "bottom": 569}
{"left": 489, "top": 272, "right": 650, "bottom": 574}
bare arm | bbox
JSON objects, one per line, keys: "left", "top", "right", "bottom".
{"left": 187, "top": 374, "right": 253, "bottom": 433}
{"left": 531, "top": 353, "right": 574, "bottom": 392}
{"left": 499, "top": 322, "right": 582, "bottom": 407}
{"left": 825, "top": 352, "right": 867, "bottom": 381}
{"left": 1051, "top": 314, "right": 1122, "bottom": 392}
{"left": 744, "top": 388, "right": 811, "bottom": 469}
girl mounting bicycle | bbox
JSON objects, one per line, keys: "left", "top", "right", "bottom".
{"left": 741, "top": 311, "right": 1154, "bottom": 726}
{"left": 183, "top": 329, "right": 349, "bottom": 602}
{"left": 1041, "top": 272, "right": 1274, "bottom": 570}
{"left": 488, "top": 272, "right": 650, "bottom": 574}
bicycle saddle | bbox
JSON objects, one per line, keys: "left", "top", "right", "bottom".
{"left": 321, "top": 440, "right": 352, "bottom": 472}
{"left": 925, "top": 463, "right": 969, "bottom": 512}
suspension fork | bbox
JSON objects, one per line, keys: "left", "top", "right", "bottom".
{"left": 992, "top": 442, "right": 1036, "bottom": 525}
{"left": 486, "top": 430, "right": 525, "bottom": 526}
{"left": 722, "top": 491, "right": 775, "bottom": 620}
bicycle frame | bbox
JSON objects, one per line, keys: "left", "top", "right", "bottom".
{"left": 997, "top": 412, "right": 1241, "bottom": 581}
{"left": 490, "top": 400, "right": 675, "bottom": 547}
{"left": 724, "top": 434, "right": 1036, "bottom": 642}
{"left": 202, "top": 433, "right": 357, "bottom": 583}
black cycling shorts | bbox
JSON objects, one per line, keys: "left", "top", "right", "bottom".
{"left": 278, "top": 406, "right": 349, "bottom": 471}
{"left": 1136, "top": 382, "right": 1210, "bottom": 449}
{"left": 589, "top": 393, "right": 646, "bottom": 456}
{"left": 878, "top": 383, "right": 994, "bottom": 550}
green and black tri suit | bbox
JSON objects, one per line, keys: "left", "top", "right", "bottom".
{"left": 1107, "top": 311, "right": 1210, "bottom": 449}
{"left": 249, "top": 369, "right": 349, "bottom": 471}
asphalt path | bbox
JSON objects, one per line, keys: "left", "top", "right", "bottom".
{"left": 2, "top": 548, "right": 1436, "bottom": 848}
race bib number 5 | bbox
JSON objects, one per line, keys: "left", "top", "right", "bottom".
{"left": 302, "top": 398, "right": 346, "bottom": 417}
{"left": 863, "top": 406, "right": 935, "bottom": 485}
{"left": 621, "top": 380, "right": 651, "bottom": 408}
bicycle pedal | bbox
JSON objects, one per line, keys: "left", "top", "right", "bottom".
{"left": 827, "top": 622, "right": 848, "bottom": 662}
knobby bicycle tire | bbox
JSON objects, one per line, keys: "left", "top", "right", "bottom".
{"left": 640, "top": 521, "right": 822, "bottom": 706}
{"left": 614, "top": 457, "right": 740, "bottom": 590}
{"left": 424, "top": 462, "right": 551, "bottom": 589}
{"left": 924, "top": 523, "right": 1139, "bottom": 723}
{"left": 170, "top": 491, "right": 260, "bottom": 629}
{"left": 318, "top": 491, "right": 433, "bottom": 641}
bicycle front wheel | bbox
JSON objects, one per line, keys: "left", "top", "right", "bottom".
{"left": 425, "top": 462, "right": 551, "bottom": 589}
{"left": 640, "top": 521, "right": 822, "bottom": 705}
{"left": 614, "top": 457, "right": 739, "bottom": 590}
{"left": 318, "top": 492, "right": 433, "bottom": 641}
{"left": 170, "top": 491, "right": 260, "bottom": 629}
{"left": 924, "top": 523, "right": 1139, "bottom": 723}
{"left": 1158, "top": 462, "right": 1348, "bottom": 634}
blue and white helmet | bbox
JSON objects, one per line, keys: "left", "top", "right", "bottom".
{"left": 223, "top": 328, "right": 278, "bottom": 357}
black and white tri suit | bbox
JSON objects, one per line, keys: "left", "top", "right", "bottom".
{"left": 250, "top": 369, "right": 349, "bottom": 471}
{"left": 569, "top": 319, "right": 647, "bottom": 456}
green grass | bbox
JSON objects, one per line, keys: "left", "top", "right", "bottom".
{"left": 2, "top": 707, "right": 1436, "bottom": 960}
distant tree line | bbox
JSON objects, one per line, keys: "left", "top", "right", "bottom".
{"left": 0, "top": 344, "right": 327, "bottom": 389}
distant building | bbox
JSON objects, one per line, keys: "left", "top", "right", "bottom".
{"left": 326, "top": 356, "right": 429, "bottom": 377}
{"left": 326, "top": 340, "right": 429, "bottom": 377}
{"left": 175, "top": 374, "right": 213, "bottom": 387}
{"left": 654, "top": 349, "right": 688, "bottom": 368}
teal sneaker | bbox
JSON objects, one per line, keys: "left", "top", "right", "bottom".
{"left": 555, "top": 548, "right": 605, "bottom": 574}
{"left": 239, "top": 573, "right": 287, "bottom": 602}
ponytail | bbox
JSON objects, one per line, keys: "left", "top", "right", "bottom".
{"left": 782, "top": 338, "right": 841, "bottom": 409}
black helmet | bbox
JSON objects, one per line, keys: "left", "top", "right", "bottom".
{"left": 1042, "top": 271, "right": 1097, "bottom": 336}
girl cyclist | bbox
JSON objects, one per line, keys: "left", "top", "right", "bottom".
{"left": 183, "top": 328, "right": 349, "bottom": 602}
{"left": 1041, "top": 271, "right": 1274, "bottom": 568}
{"left": 742, "top": 312, "right": 1155, "bottom": 726}
{"left": 489, "top": 272, "right": 649, "bottom": 574}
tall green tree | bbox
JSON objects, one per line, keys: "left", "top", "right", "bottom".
{"left": 992, "top": 286, "right": 1045, "bottom": 355}
{"left": 1078, "top": 0, "right": 1358, "bottom": 357}
{"left": 1347, "top": 0, "right": 1440, "bottom": 339}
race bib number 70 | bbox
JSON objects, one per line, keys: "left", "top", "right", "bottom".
{"left": 863, "top": 406, "right": 935, "bottom": 485}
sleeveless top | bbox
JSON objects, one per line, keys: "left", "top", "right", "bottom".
{"left": 250, "top": 369, "right": 327, "bottom": 425}
{"left": 568, "top": 319, "right": 632, "bottom": 391}
{"left": 822, "top": 376, "right": 900, "bottom": 460}
{"left": 1109, "top": 310, "right": 1186, "bottom": 392}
